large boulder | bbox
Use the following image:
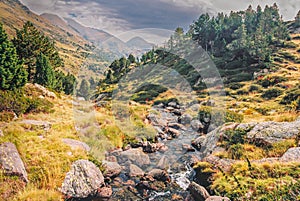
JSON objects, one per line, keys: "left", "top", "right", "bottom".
{"left": 61, "top": 160, "right": 104, "bottom": 198}
{"left": 62, "top": 138, "right": 90, "bottom": 152}
{"left": 246, "top": 119, "right": 300, "bottom": 146}
{"left": 280, "top": 147, "right": 300, "bottom": 163}
{"left": 0, "top": 142, "right": 28, "bottom": 183}
{"left": 119, "top": 148, "right": 150, "bottom": 167}
{"left": 179, "top": 114, "right": 193, "bottom": 125}
{"left": 102, "top": 161, "right": 122, "bottom": 178}
{"left": 188, "top": 182, "right": 210, "bottom": 201}
{"left": 191, "top": 120, "right": 204, "bottom": 132}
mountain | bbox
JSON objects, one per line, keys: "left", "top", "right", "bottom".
{"left": 126, "top": 36, "right": 154, "bottom": 50}
{"left": 0, "top": 0, "right": 95, "bottom": 74}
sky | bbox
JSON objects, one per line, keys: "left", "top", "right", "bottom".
{"left": 20, "top": 0, "right": 300, "bottom": 39}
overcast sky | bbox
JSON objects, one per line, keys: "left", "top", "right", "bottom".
{"left": 20, "top": 0, "right": 300, "bottom": 37}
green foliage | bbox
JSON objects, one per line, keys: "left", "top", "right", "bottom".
{"left": 0, "top": 24, "right": 27, "bottom": 90}
{"left": 0, "top": 90, "right": 54, "bottom": 116}
{"left": 249, "top": 84, "right": 262, "bottom": 92}
{"left": 261, "top": 87, "right": 283, "bottom": 99}
{"left": 257, "top": 75, "right": 287, "bottom": 88}
{"left": 280, "top": 85, "right": 300, "bottom": 105}
{"left": 228, "top": 143, "right": 244, "bottom": 159}
{"left": 34, "top": 53, "right": 55, "bottom": 89}
{"left": 13, "top": 21, "right": 62, "bottom": 81}
{"left": 131, "top": 84, "right": 168, "bottom": 103}
{"left": 228, "top": 82, "right": 245, "bottom": 90}
{"left": 0, "top": 111, "right": 15, "bottom": 122}
{"left": 223, "top": 129, "right": 248, "bottom": 148}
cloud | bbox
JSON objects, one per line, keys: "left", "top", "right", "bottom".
{"left": 20, "top": 0, "right": 300, "bottom": 37}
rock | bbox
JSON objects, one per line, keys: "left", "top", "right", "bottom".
{"left": 0, "top": 142, "right": 28, "bottom": 183}
{"left": 168, "top": 102, "right": 179, "bottom": 108}
{"left": 203, "top": 155, "right": 235, "bottom": 172}
{"left": 142, "top": 142, "right": 157, "bottom": 153}
{"left": 168, "top": 122, "right": 186, "bottom": 130}
{"left": 129, "top": 164, "right": 145, "bottom": 177}
{"left": 0, "top": 129, "right": 3, "bottom": 137}
{"left": 280, "top": 147, "right": 300, "bottom": 162}
{"left": 61, "top": 160, "right": 104, "bottom": 198}
{"left": 246, "top": 120, "right": 300, "bottom": 146}
{"left": 168, "top": 127, "right": 181, "bottom": 138}
{"left": 179, "top": 114, "right": 193, "bottom": 125}
{"left": 157, "top": 143, "right": 168, "bottom": 152}
{"left": 102, "top": 161, "right": 122, "bottom": 178}
{"left": 148, "top": 169, "right": 170, "bottom": 182}
{"left": 119, "top": 148, "right": 150, "bottom": 167}
{"left": 29, "top": 83, "right": 56, "bottom": 99}
{"left": 157, "top": 156, "right": 169, "bottom": 169}
{"left": 191, "top": 136, "right": 206, "bottom": 151}
{"left": 105, "top": 156, "right": 117, "bottom": 162}
{"left": 287, "top": 66, "right": 298, "bottom": 71}
{"left": 190, "top": 104, "right": 200, "bottom": 112}
{"left": 20, "top": 120, "right": 51, "bottom": 131}
{"left": 205, "top": 196, "right": 230, "bottom": 201}
{"left": 188, "top": 155, "right": 201, "bottom": 167}
{"left": 191, "top": 120, "right": 204, "bottom": 132}
{"left": 173, "top": 109, "right": 183, "bottom": 116}
{"left": 188, "top": 182, "right": 210, "bottom": 201}
{"left": 62, "top": 138, "right": 90, "bottom": 152}
{"left": 147, "top": 114, "right": 168, "bottom": 128}
{"left": 97, "top": 186, "right": 112, "bottom": 199}
{"left": 182, "top": 144, "right": 195, "bottom": 152}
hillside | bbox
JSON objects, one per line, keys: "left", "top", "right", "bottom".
{"left": 0, "top": 2, "right": 299, "bottom": 201}
{"left": 0, "top": 0, "right": 99, "bottom": 74}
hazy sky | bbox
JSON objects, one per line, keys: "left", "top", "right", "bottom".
{"left": 20, "top": 0, "right": 300, "bottom": 36}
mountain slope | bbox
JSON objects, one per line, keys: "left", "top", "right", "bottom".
{"left": 0, "top": 0, "right": 94, "bottom": 74}
{"left": 126, "top": 36, "right": 154, "bottom": 50}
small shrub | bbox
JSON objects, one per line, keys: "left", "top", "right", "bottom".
{"left": 223, "top": 128, "right": 248, "bottom": 148}
{"left": 257, "top": 75, "right": 287, "bottom": 88}
{"left": 236, "top": 89, "right": 249, "bottom": 95}
{"left": 228, "top": 144, "right": 244, "bottom": 159}
{"left": 0, "top": 111, "right": 15, "bottom": 122}
{"left": 261, "top": 88, "right": 283, "bottom": 100}
{"left": 228, "top": 82, "right": 245, "bottom": 90}
{"left": 249, "top": 84, "right": 262, "bottom": 93}
{"left": 280, "top": 86, "right": 300, "bottom": 105}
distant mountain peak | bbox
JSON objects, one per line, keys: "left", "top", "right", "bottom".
{"left": 126, "top": 36, "right": 154, "bottom": 49}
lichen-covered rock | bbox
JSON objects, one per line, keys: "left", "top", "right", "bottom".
{"left": 119, "top": 148, "right": 150, "bottom": 167}
{"left": 280, "top": 147, "right": 300, "bottom": 162}
{"left": 102, "top": 161, "right": 122, "bottom": 178}
{"left": 0, "top": 142, "right": 28, "bottom": 183}
{"left": 97, "top": 186, "right": 112, "bottom": 199}
{"left": 246, "top": 119, "right": 300, "bottom": 145}
{"left": 62, "top": 138, "right": 90, "bottom": 152}
{"left": 61, "top": 160, "right": 104, "bottom": 198}
{"left": 188, "top": 182, "right": 210, "bottom": 201}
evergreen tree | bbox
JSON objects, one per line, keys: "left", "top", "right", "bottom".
{"left": 13, "top": 21, "right": 62, "bottom": 81}
{"left": 62, "top": 73, "right": 76, "bottom": 95}
{"left": 128, "top": 54, "right": 136, "bottom": 63}
{"left": 34, "top": 53, "right": 55, "bottom": 89}
{"left": 295, "top": 10, "right": 300, "bottom": 27}
{"left": 0, "top": 24, "right": 27, "bottom": 90}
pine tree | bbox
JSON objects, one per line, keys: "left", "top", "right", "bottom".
{"left": 0, "top": 24, "right": 27, "bottom": 90}
{"left": 34, "top": 53, "right": 55, "bottom": 89}
{"left": 13, "top": 21, "right": 62, "bottom": 81}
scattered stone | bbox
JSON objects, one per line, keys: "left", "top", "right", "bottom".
{"left": 142, "top": 142, "right": 157, "bottom": 153}
{"left": 188, "top": 182, "right": 210, "bottom": 201}
{"left": 168, "top": 102, "right": 179, "bottom": 108}
{"left": 102, "top": 161, "right": 122, "bottom": 178}
{"left": 188, "top": 155, "right": 201, "bottom": 167}
{"left": 119, "top": 148, "right": 150, "bottom": 167}
{"left": 61, "top": 160, "right": 104, "bottom": 198}
{"left": 129, "top": 164, "right": 145, "bottom": 177}
{"left": 147, "top": 114, "right": 168, "bottom": 128}
{"left": 205, "top": 196, "right": 230, "bottom": 201}
{"left": 148, "top": 169, "right": 170, "bottom": 182}
{"left": 105, "top": 155, "right": 117, "bottom": 162}
{"left": 280, "top": 147, "right": 300, "bottom": 162}
{"left": 190, "top": 104, "right": 200, "bottom": 111}
{"left": 172, "top": 109, "right": 182, "bottom": 116}
{"left": 191, "top": 135, "right": 206, "bottom": 151}
{"left": 97, "top": 186, "right": 112, "bottom": 199}
{"left": 179, "top": 114, "right": 193, "bottom": 125}
{"left": 168, "top": 122, "right": 186, "bottom": 130}
{"left": 62, "top": 138, "right": 90, "bottom": 152}
{"left": 29, "top": 83, "right": 57, "bottom": 99}
{"left": 0, "top": 142, "right": 28, "bottom": 183}
{"left": 182, "top": 144, "right": 195, "bottom": 152}
{"left": 168, "top": 127, "right": 181, "bottom": 138}
{"left": 157, "top": 156, "right": 169, "bottom": 169}
{"left": 191, "top": 120, "right": 204, "bottom": 132}
{"left": 203, "top": 155, "right": 235, "bottom": 172}
{"left": 20, "top": 120, "right": 51, "bottom": 131}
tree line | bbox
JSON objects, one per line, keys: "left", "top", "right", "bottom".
{"left": 0, "top": 21, "right": 75, "bottom": 94}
